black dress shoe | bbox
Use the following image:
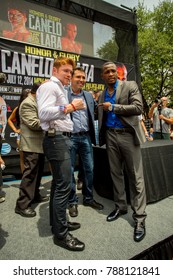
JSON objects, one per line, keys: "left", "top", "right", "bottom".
{"left": 54, "top": 233, "right": 85, "bottom": 251}
{"left": 67, "top": 221, "right": 81, "bottom": 231}
{"left": 33, "top": 195, "right": 49, "bottom": 203}
{"left": 15, "top": 207, "right": 36, "bottom": 217}
{"left": 83, "top": 200, "right": 104, "bottom": 210}
{"left": 134, "top": 222, "right": 146, "bottom": 242}
{"left": 69, "top": 204, "right": 78, "bottom": 217}
{"left": 107, "top": 208, "right": 127, "bottom": 222}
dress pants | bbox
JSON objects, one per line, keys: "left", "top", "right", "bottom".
{"left": 16, "top": 152, "right": 45, "bottom": 210}
{"left": 43, "top": 134, "right": 72, "bottom": 239}
{"left": 106, "top": 130, "right": 147, "bottom": 224}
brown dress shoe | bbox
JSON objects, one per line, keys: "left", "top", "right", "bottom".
{"left": 76, "top": 179, "right": 83, "bottom": 190}
{"left": 15, "top": 207, "right": 36, "bottom": 217}
{"left": 67, "top": 222, "right": 81, "bottom": 231}
{"left": 54, "top": 233, "right": 85, "bottom": 251}
{"left": 69, "top": 204, "right": 78, "bottom": 217}
{"left": 83, "top": 200, "right": 104, "bottom": 210}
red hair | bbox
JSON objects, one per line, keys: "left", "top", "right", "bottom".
{"left": 53, "top": 57, "right": 76, "bottom": 70}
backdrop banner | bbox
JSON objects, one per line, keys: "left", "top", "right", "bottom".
{"left": 0, "top": 38, "right": 135, "bottom": 176}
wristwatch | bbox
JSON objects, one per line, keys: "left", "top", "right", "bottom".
{"left": 108, "top": 104, "right": 113, "bottom": 111}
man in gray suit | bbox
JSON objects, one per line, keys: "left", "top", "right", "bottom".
{"left": 98, "top": 61, "right": 147, "bottom": 242}
{"left": 15, "top": 82, "right": 48, "bottom": 218}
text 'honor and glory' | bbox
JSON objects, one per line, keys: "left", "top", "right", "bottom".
{"left": 28, "top": 9, "right": 62, "bottom": 49}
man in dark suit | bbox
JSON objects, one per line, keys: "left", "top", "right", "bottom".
{"left": 98, "top": 61, "right": 147, "bottom": 242}
{"left": 68, "top": 67, "right": 103, "bottom": 217}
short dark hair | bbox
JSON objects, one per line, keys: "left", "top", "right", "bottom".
{"left": 101, "top": 61, "right": 116, "bottom": 73}
{"left": 72, "top": 67, "right": 85, "bottom": 76}
{"left": 31, "top": 82, "right": 41, "bottom": 94}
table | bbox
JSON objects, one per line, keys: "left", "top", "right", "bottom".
{"left": 93, "top": 140, "right": 173, "bottom": 203}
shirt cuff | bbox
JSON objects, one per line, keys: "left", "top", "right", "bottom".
{"left": 59, "top": 105, "right": 67, "bottom": 113}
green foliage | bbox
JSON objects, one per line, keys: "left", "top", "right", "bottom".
{"left": 95, "top": 1, "right": 173, "bottom": 111}
{"left": 96, "top": 36, "right": 119, "bottom": 61}
{"left": 137, "top": 0, "right": 173, "bottom": 112}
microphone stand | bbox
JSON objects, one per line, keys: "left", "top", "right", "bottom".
{"left": 158, "top": 102, "right": 163, "bottom": 139}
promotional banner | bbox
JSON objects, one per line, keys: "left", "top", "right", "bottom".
{"left": 0, "top": 38, "right": 105, "bottom": 174}
{"left": 0, "top": 38, "right": 135, "bottom": 175}
{"left": 0, "top": 0, "right": 93, "bottom": 56}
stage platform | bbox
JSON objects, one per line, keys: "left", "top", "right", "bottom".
{"left": 0, "top": 175, "right": 173, "bottom": 260}
{"left": 93, "top": 140, "right": 173, "bottom": 204}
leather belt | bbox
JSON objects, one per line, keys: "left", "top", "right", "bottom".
{"left": 45, "top": 131, "right": 71, "bottom": 137}
{"left": 106, "top": 127, "right": 134, "bottom": 133}
{"left": 71, "top": 131, "right": 89, "bottom": 136}
{"left": 62, "top": 132, "right": 71, "bottom": 137}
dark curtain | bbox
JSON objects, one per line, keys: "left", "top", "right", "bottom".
{"left": 130, "top": 235, "right": 173, "bottom": 260}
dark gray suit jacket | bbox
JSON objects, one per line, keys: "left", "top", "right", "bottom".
{"left": 98, "top": 80, "right": 146, "bottom": 146}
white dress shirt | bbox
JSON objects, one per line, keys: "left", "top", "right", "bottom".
{"left": 36, "top": 76, "right": 73, "bottom": 132}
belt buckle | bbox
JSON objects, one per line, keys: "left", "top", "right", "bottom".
{"left": 47, "top": 128, "right": 56, "bottom": 137}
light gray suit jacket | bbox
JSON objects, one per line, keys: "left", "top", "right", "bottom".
{"left": 19, "top": 93, "right": 44, "bottom": 153}
{"left": 98, "top": 80, "right": 146, "bottom": 146}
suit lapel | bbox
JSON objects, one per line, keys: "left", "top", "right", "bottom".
{"left": 100, "top": 89, "right": 106, "bottom": 103}
{"left": 99, "top": 89, "right": 106, "bottom": 122}
{"left": 116, "top": 80, "right": 123, "bottom": 103}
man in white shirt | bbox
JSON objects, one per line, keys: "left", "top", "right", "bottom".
{"left": 36, "top": 57, "right": 85, "bottom": 251}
